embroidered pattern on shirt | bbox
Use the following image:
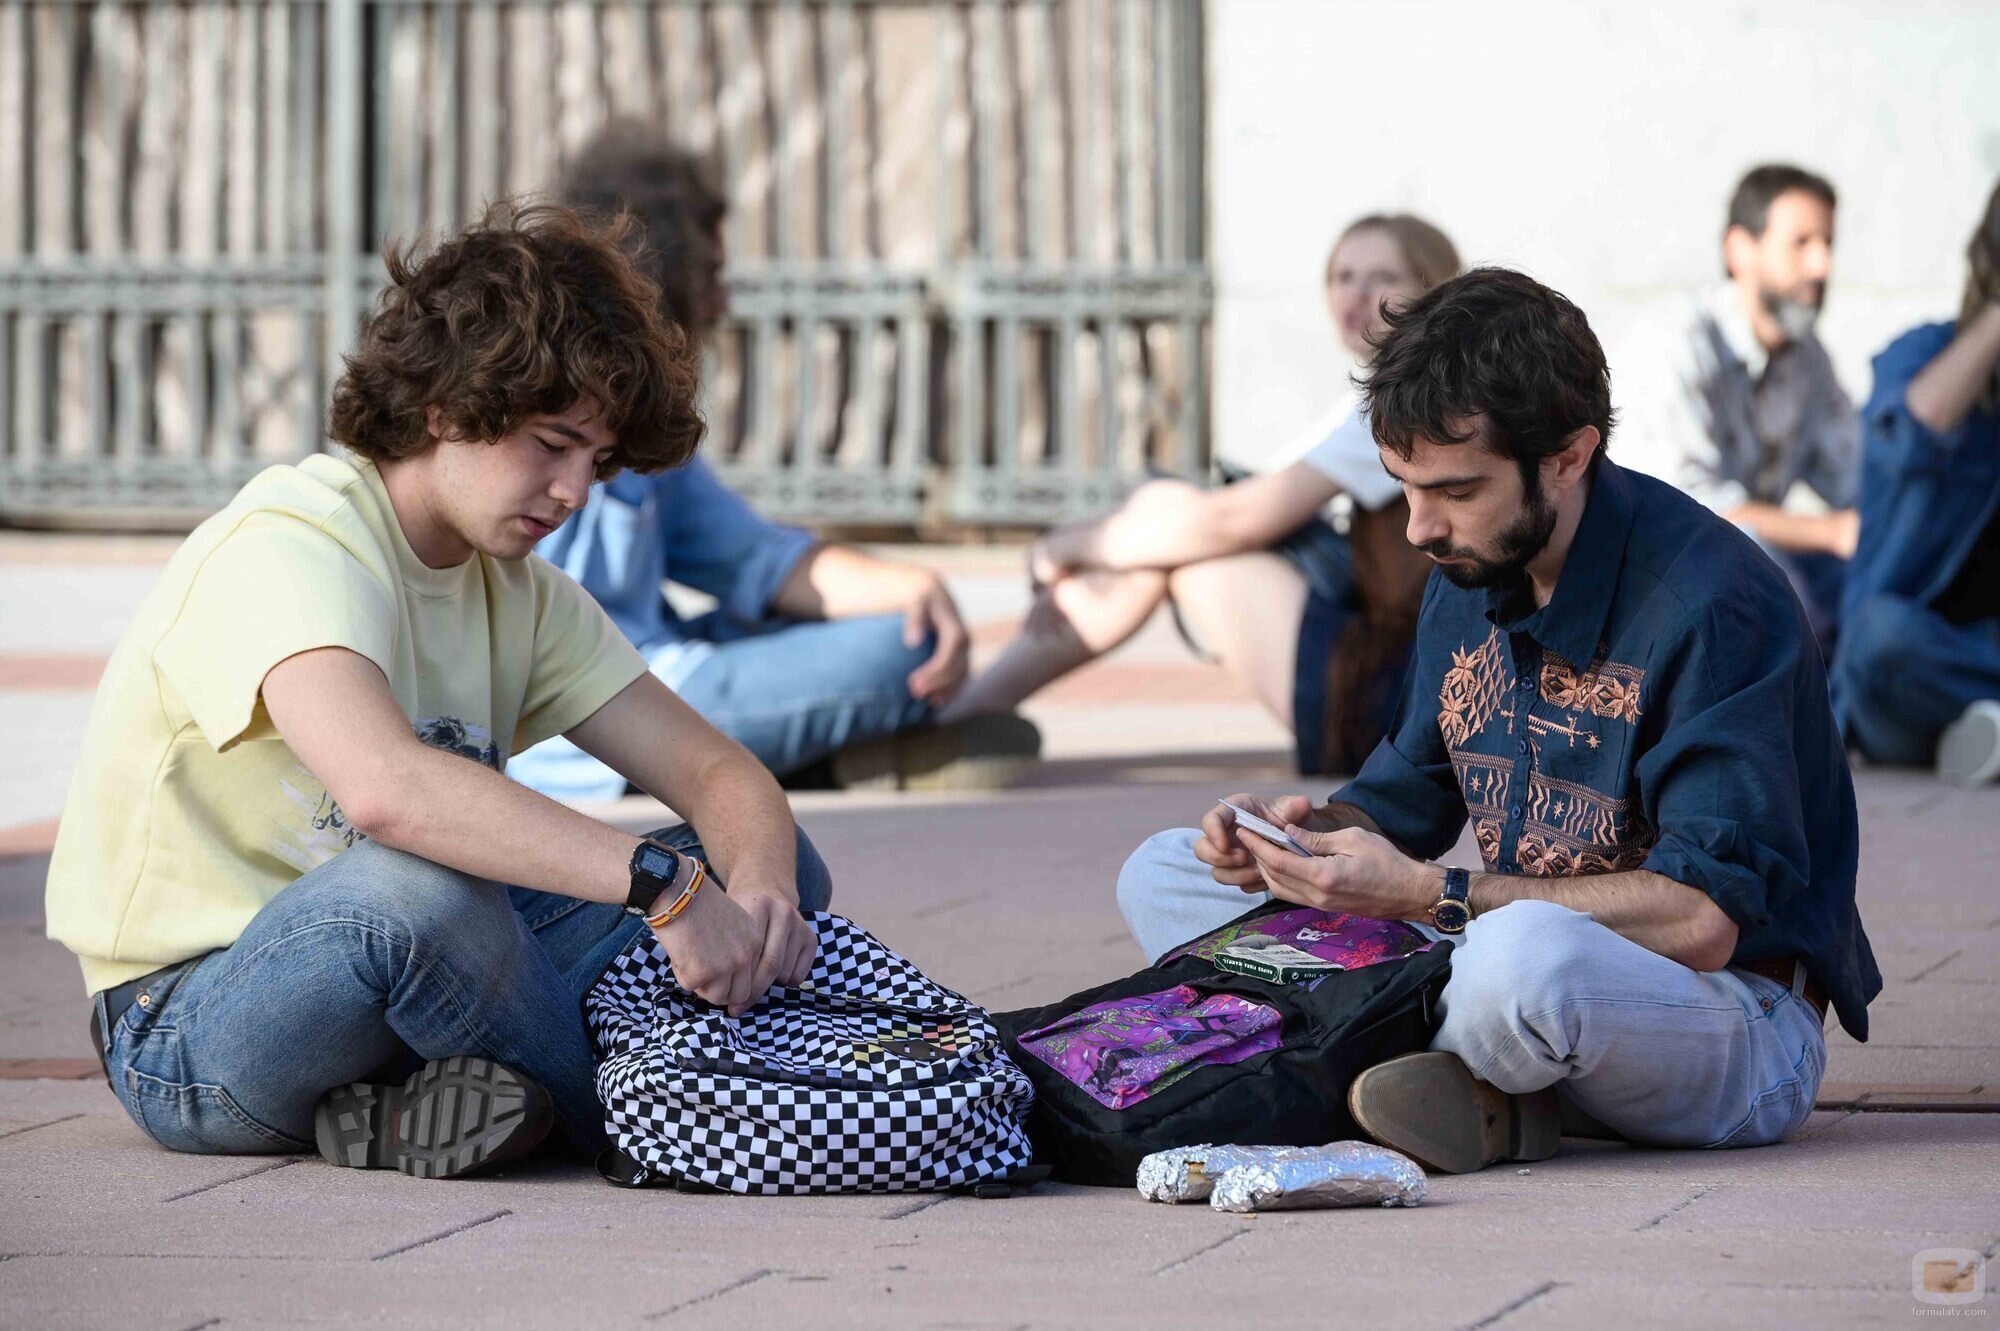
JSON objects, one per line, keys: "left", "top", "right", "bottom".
{"left": 1473, "top": 818, "right": 1504, "bottom": 868}
{"left": 1455, "top": 752, "right": 1514, "bottom": 817}
{"left": 1538, "top": 650, "right": 1645, "bottom": 726}
{"left": 1455, "top": 751, "right": 1513, "bottom": 870}
{"left": 1516, "top": 770, "right": 1653, "bottom": 876}
{"left": 1438, "top": 627, "right": 1515, "bottom": 749}
{"left": 1515, "top": 830, "right": 1651, "bottom": 876}
{"left": 1440, "top": 651, "right": 1656, "bottom": 871}
{"left": 1527, "top": 712, "right": 1601, "bottom": 749}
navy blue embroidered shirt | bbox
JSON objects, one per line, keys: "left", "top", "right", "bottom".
{"left": 1333, "top": 458, "right": 1880, "bottom": 1040}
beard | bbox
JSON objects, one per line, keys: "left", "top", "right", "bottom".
{"left": 1759, "top": 282, "right": 1825, "bottom": 343}
{"left": 1420, "top": 477, "right": 1560, "bottom": 590}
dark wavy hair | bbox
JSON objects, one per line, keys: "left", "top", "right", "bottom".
{"left": 328, "top": 200, "right": 703, "bottom": 476}
{"left": 560, "top": 123, "right": 729, "bottom": 337}
{"left": 1360, "top": 267, "right": 1615, "bottom": 480}
{"left": 1961, "top": 177, "right": 2000, "bottom": 413}
{"left": 1724, "top": 163, "right": 1836, "bottom": 278}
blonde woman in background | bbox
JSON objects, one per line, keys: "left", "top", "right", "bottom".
{"left": 940, "top": 214, "right": 1462, "bottom": 775}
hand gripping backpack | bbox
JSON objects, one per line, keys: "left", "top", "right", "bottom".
{"left": 588, "top": 912, "right": 1038, "bottom": 1195}
{"left": 995, "top": 901, "right": 1453, "bottom": 1186}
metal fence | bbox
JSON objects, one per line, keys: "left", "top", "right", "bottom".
{"left": 0, "top": 0, "right": 1210, "bottom": 528}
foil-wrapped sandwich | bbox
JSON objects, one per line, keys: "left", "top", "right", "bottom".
{"left": 1135, "top": 1144, "right": 1270, "bottom": 1203}
{"left": 1135, "top": 1142, "right": 1426, "bottom": 1212}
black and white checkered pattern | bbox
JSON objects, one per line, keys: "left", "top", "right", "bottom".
{"left": 587, "top": 912, "right": 1035, "bottom": 1195}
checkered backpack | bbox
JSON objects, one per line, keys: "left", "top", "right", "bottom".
{"left": 587, "top": 912, "right": 1038, "bottom": 1195}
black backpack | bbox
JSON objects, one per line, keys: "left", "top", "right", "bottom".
{"left": 995, "top": 902, "right": 1452, "bottom": 1186}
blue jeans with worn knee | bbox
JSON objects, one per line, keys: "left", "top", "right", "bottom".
{"left": 95, "top": 821, "right": 833, "bottom": 1157}
{"left": 1833, "top": 593, "right": 2000, "bottom": 765}
{"left": 1116, "top": 829, "right": 1826, "bottom": 1149}
{"left": 511, "top": 613, "right": 935, "bottom": 800}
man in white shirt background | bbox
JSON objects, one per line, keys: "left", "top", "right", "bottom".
{"left": 1617, "top": 164, "right": 1860, "bottom": 651}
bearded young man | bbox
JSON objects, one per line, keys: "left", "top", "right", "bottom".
{"left": 46, "top": 204, "right": 829, "bottom": 1179}
{"left": 1115, "top": 268, "right": 1879, "bottom": 1174}
{"left": 1617, "top": 164, "right": 1860, "bottom": 650}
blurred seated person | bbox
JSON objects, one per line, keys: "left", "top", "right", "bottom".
{"left": 937, "top": 214, "right": 1461, "bottom": 775}
{"left": 1833, "top": 178, "right": 2000, "bottom": 786}
{"left": 1618, "top": 164, "right": 1859, "bottom": 651}
{"left": 510, "top": 126, "right": 1040, "bottom": 798}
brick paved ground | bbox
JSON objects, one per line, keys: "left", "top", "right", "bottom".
{"left": 2, "top": 535, "right": 1994, "bottom": 1328}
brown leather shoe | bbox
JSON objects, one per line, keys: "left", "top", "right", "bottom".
{"left": 1347, "top": 1052, "right": 1560, "bottom": 1175}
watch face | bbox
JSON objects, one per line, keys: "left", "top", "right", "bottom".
{"left": 1433, "top": 900, "right": 1471, "bottom": 934}
{"left": 636, "top": 844, "right": 680, "bottom": 882}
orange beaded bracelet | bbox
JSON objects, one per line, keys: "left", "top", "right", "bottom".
{"left": 643, "top": 860, "right": 706, "bottom": 929}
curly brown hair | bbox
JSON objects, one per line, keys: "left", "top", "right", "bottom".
{"left": 329, "top": 200, "right": 703, "bottom": 476}
{"left": 560, "top": 122, "right": 729, "bottom": 337}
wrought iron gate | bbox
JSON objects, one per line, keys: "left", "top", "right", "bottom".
{"left": 0, "top": 0, "right": 1209, "bottom": 528}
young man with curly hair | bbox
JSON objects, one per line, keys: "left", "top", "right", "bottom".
{"left": 507, "top": 125, "right": 1041, "bottom": 800}
{"left": 1116, "top": 268, "right": 1878, "bottom": 1173}
{"left": 45, "top": 203, "right": 829, "bottom": 1179}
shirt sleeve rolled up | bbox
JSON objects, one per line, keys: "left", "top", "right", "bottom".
{"left": 658, "top": 457, "right": 818, "bottom": 625}
{"left": 1635, "top": 597, "right": 1821, "bottom": 936}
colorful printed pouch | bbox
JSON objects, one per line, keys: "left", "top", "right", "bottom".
{"left": 1015, "top": 986, "right": 1282, "bottom": 1109}
{"left": 1166, "top": 906, "right": 1438, "bottom": 973}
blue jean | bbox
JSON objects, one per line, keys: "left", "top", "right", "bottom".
{"left": 1116, "top": 829, "right": 1827, "bottom": 1149}
{"left": 96, "top": 822, "right": 834, "bottom": 1157}
{"left": 1765, "top": 548, "right": 1847, "bottom": 657}
{"left": 1833, "top": 594, "right": 2000, "bottom": 765}
{"left": 511, "top": 613, "right": 934, "bottom": 800}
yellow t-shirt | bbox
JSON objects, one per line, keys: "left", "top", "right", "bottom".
{"left": 45, "top": 454, "right": 648, "bottom": 995}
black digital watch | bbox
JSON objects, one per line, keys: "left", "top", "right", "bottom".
{"left": 623, "top": 839, "right": 688, "bottom": 917}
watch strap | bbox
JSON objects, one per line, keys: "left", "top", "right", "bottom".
{"left": 1429, "top": 866, "right": 1472, "bottom": 933}
{"left": 1441, "top": 866, "right": 1471, "bottom": 906}
{"left": 625, "top": 838, "right": 683, "bottom": 916}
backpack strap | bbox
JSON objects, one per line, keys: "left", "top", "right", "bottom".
{"left": 953, "top": 1163, "right": 1054, "bottom": 1199}
{"left": 594, "top": 1146, "right": 723, "bottom": 1193}
{"left": 595, "top": 1145, "right": 659, "bottom": 1188}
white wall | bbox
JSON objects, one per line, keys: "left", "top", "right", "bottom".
{"left": 1209, "top": 0, "right": 2000, "bottom": 468}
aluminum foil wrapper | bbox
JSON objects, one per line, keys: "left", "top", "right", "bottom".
{"left": 1135, "top": 1144, "right": 1270, "bottom": 1203}
{"left": 1206, "top": 1142, "right": 1427, "bottom": 1212}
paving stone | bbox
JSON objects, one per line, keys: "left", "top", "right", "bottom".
{"left": 0, "top": 1059, "right": 96, "bottom": 1080}
{"left": 1, "top": 554, "right": 1996, "bottom": 1328}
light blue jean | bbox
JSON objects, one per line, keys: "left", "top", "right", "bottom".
{"left": 511, "top": 612, "right": 935, "bottom": 800}
{"left": 1760, "top": 545, "right": 1846, "bottom": 657}
{"left": 95, "top": 821, "right": 833, "bottom": 1157}
{"left": 1116, "top": 829, "right": 1828, "bottom": 1150}
{"left": 1833, "top": 594, "right": 2000, "bottom": 766}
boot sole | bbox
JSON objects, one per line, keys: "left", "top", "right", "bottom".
{"left": 314, "top": 1056, "right": 553, "bottom": 1180}
{"left": 1347, "top": 1052, "right": 1560, "bottom": 1175}
{"left": 832, "top": 714, "right": 1042, "bottom": 792}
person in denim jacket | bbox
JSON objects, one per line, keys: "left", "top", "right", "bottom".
{"left": 510, "top": 126, "right": 1040, "bottom": 800}
{"left": 1832, "top": 179, "right": 2000, "bottom": 785}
